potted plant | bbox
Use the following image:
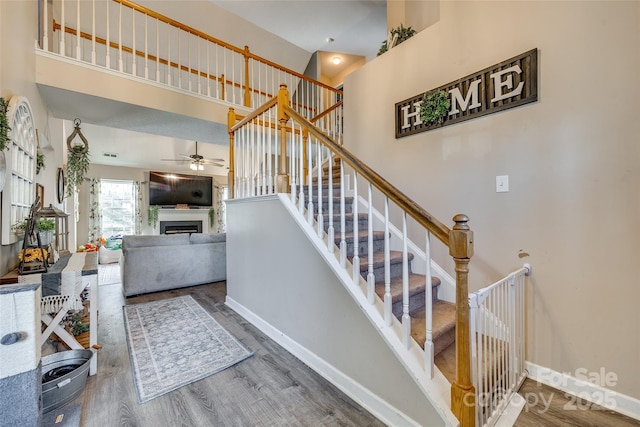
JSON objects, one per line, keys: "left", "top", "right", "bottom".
{"left": 0, "top": 97, "right": 11, "bottom": 152}
{"left": 377, "top": 23, "right": 416, "bottom": 56}
{"left": 148, "top": 205, "right": 159, "bottom": 229}
{"left": 420, "top": 90, "right": 451, "bottom": 126}
{"left": 38, "top": 218, "right": 55, "bottom": 246}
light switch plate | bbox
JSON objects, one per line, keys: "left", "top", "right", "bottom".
{"left": 496, "top": 175, "right": 509, "bottom": 192}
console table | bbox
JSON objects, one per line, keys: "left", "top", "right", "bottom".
{"left": 18, "top": 252, "right": 99, "bottom": 375}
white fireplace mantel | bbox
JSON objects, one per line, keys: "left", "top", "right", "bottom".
{"left": 156, "top": 208, "right": 210, "bottom": 234}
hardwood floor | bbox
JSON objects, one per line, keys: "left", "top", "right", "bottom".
{"left": 514, "top": 379, "right": 640, "bottom": 427}
{"left": 80, "top": 281, "right": 385, "bottom": 427}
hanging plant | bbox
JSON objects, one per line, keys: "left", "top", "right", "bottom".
{"left": 0, "top": 97, "right": 11, "bottom": 151}
{"left": 420, "top": 90, "right": 451, "bottom": 126}
{"left": 377, "top": 23, "right": 416, "bottom": 56}
{"left": 66, "top": 119, "right": 90, "bottom": 197}
{"left": 148, "top": 205, "right": 159, "bottom": 228}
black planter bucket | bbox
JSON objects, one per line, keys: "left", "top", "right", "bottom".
{"left": 41, "top": 349, "right": 93, "bottom": 413}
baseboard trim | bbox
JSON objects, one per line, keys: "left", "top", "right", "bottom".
{"left": 225, "top": 297, "right": 425, "bottom": 427}
{"left": 525, "top": 361, "right": 640, "bottom": 421}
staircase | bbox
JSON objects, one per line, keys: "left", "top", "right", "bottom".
{"left": 305, "top": 159, "right": 458, "bottom": 383}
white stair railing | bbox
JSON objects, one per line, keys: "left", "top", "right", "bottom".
{"left": 469, "top": 264, "right": 530, "bottom": 427}
{"left": 230, "top": 85, "right": 529, "bottom": 427}
{"left": 39, "top": 0, "right": 341, "bottom": 117}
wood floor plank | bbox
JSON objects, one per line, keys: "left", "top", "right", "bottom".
{"left": 79, "top": 281, "right": 385, "bottom": 427}
{"left": 514, "top": 378, "right": 640, "bottom": 427}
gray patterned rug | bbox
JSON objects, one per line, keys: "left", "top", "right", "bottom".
{"left": 123, "top": 295, "right": 253, "bottom": 403}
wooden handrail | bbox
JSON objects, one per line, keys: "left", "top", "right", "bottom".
{"left": 285, "top": 105, "right": 451, "bottom": 246}
{"left": 113, "top": 0, "right": 342, "bottom": 95}
{"left": 310, "top": 100, "right": 343, "bottom": 124}
{"left": 229, "top": 97, "right": 278, "bottom": 133}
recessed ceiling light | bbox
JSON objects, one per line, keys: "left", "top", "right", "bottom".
{"left": 332, "top": 56, "right": 342, "bottom": 65}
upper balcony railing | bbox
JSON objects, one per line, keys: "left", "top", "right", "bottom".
{"left": 39, "top": 0, "right": 342, "bottom": 122}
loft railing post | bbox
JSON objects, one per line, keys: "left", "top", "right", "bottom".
{"left": 228, "top": 108, "right": 236, "bottom": 199}
{"left": 243, "top": 46, "right": 251, "bottom": 108}
{"left": 276, "top": 84, "right": 290, "bottom": 192}
{"left": 449, "top": 214, "right": 475, "bottom": 427}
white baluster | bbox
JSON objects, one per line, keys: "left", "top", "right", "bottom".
{"left": 352, "top": 172, "right": 360, "bottom": 285}
{"left": 268, "top": 112, "right": 273, "bottom": 194}
{"left": 339, "top": 160, "right": 347, "bottom": 268}
{"left": 402, "top": 212, "right": 410, "bottom": 348}
{"left": 298, "top": 127, "right": 304, "bottom": 213}
{"left": 306, "top": 135, "right": 314, "bottom": 225}
{"left": 424, "top": 231, "right": 434, "bottom": 378}
{"left": 60, "top": 0, "right": 65, "bottom": 56}
{"left": 105, "top": 1, "right": 110, "bottom": 69}
{"left": 316, "top": 143, "right": 323, "bottom": 237}
{"left": 43, "top": 0, "right": 49, "bottom": 51}
{"left": 76, "top": 0, "right": 81, "bottom": 59}
{"left": 326, "top": 150, "right": 334, "bottom": 253}
{"left": 144, "top": 17, "right": 148, "bottom": 79}
{"left": 366, "top": 183, "right": 375, "bottom": 304}
{"left": 166, "top": 26, "right": 171, "bottom": 86}
{"left": 384, "top": 197, "right": 392, "bottom": 325}
{"left": 91, "top": 0, "right": 96, "bottom": 64}
{"left": 156, "top": 19, "right": 160, "bottom": 82}
{"left": 118, "top": 3, "right": 123, "bottom": 72}
{"left": 131, "top": 7, "right": 136, "bottom": 75}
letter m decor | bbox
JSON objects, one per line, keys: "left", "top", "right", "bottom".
{"left": 395, "top": 49, "right": 538, "bottom": 139}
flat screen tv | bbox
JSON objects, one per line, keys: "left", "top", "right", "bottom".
{"left": 149, "top": 171, "right": 213, "bottom": 207}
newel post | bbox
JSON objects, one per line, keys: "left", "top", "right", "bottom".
{"left": 227, "top": 108, "right": 236, "bottom": 199}
{"left": 276, "top": 84, "right": 290, "bottom": 192}
{"left": 449, "top": 214, "right": 476, "bottom": 427}
{"left": 243, "top": 46, "right": 251, "bottom": 108}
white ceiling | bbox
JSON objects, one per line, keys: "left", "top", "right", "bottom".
{"left": 64, "top": 1, "right": 387, "bottom": 174}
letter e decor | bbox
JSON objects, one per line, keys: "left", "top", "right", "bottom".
{"left": 395, "top": 49, "right": 538, "bottom": 138}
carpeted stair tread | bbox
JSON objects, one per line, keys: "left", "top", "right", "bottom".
{"left": 434, "top": 341, "right": 457, "bottom": 384}
{"left": 350, "top": 250, "right": 413, "bottom": 272}
{"left": 410, "top": 300, "right": 456, "bottom": 354}
{"left": 335, "top": 230, "right": 386, "bottom": 244}
{"left": 374, "top": 274, "right": 441, "bottom": 304}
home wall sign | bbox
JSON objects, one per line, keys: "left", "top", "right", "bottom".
{"left": 395, "top": 49, "right": 538, "bottom": 138}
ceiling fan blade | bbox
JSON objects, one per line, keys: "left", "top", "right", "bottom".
{"left": 160, "top": 159, "right": 186, "bottom": 162}
{"left": 201, "top": 159, "right": 225, "bottom": 164}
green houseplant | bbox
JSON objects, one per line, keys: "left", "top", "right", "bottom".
{"left": 148, "top": 205, "right": 159, "bottom": 229}
{"left": 66, "top": 144, "right": 90, "bottom": 197}
{"left": 208, "top": 207, "right": 215, "bottom": 229}
{"left": 0, "top": 97, "right": 11, "bottom": 151}
{"left": 420, "top": 90, "right": 451, "bottom": 126}
{"left": 377, "top": 23, "right": 416, "bottom": 56}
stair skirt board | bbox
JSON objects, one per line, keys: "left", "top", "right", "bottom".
{"left": 276, "top": 194, "right": 459, "bottom": 426}
{"left": 226, "top": 297, "right": 426, "bottom": 427}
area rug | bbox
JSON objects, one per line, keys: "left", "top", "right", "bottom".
{"left": 123, "top": 295, "right": 253, "bottom": 403}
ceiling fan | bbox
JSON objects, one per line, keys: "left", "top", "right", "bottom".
{"left": 161, "top": 141, "right": 224, "bottom": 171}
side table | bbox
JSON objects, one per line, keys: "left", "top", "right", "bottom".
{"left": 18, "top": 252, "right": 99, "bottom": 375}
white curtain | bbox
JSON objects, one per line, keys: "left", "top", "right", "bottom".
{"left": 88, "top": 178, "right": 101, "bottom": 243}
{"left": 215, "top": 185, "right": 227, "bottom": 233}
{"left": 133, "top": 181, "right": 142, "bottom": 235}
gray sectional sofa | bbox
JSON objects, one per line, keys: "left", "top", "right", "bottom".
{"left": 120, "top": 233, "right": 226, "bottom": 297}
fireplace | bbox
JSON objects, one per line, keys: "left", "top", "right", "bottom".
{"left": 160, "top": 220, "right": 202, "bottom": 235}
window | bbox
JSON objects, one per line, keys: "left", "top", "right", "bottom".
{"left": 101, "top": 180, "right": 136, "bottom": 237}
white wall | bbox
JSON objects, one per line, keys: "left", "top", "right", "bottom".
{"left": 226, "top": 196, "right": 447, "bottom": 426}
{"left": 345, "top": 1, "right": 640, "bottom": 400}
{"left": 0, "top": 1, "right": 67, "bottom": 273}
